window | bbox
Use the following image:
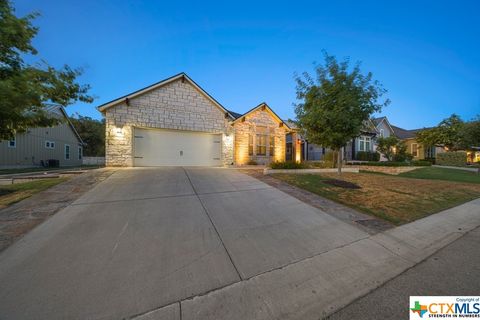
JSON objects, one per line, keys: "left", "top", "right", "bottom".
{"left": 425, "top": 146, "right": 436, "bottom": 158}
{"left": 380, "top": 129, "right": 384, "bottom": 137}
{"left": 8, "top": 135, "right": 16, "bottom": 148}
{"left": 411, "top": 143, "right": 418, "bottom": 157}
{"left": 78, "top": 146, "right": 83, "bottom": 160}
{"left": 248, "top": 134, "right": 253, "bottom": 156}
{"left": 365, "top": 137, "right": 371, "bottom": 151}
{"left": 45, "top": 140, "right": 55, "bottom": 149}
{"left": 359, "top": 136, "right": 371, "bottom": 151}
{"left": 65, "top": 144, "right": 70, "bottom": 160}
{"left": 269, "top": 136, "right": 275, "bottom": 156}
{"left": 256, "top": 134, "right": 267, "bottom": 155}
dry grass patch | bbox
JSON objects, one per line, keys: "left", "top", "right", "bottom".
{"left": 272, "top": 173, "right": 480, "bottom": 225}
{"left": 0, "top": 178, "right": 69, "bottom": 209}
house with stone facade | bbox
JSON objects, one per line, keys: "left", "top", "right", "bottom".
{"left": 97, "top": 73, "right": 295, "bottom": 167}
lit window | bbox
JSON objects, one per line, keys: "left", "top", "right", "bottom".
{"left": 256, "top": 134, "right": 267, "bottom": 155}
{"left": 269, "top": 136, "right": 275, "bottom": 156}
{"left": 65, "top": 144, "right": 71, "bottom": 160}
{"left": 248, "top": 134, "right": 253, "bottom": 156}
{"left": 411, "top": 143, "right": 418, "bottom": 157}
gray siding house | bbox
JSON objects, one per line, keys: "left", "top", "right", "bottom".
{"left": 0, "top": 106, "right": 84, "bottom": 168}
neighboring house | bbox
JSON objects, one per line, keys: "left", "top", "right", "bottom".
{"left": 97, "top": 73, "right": 291, "bottom": 167}
{"left": 344, "top": 119, "right": 378, "bottom": 161}
{"left": 389, "top": 125, "right": 444, "bottom": 160}
{"left": 372, "top": 116, "right": 396, "bottom": 161}
{"left": 0, "top": 105, "right": 84, "bottom": 168}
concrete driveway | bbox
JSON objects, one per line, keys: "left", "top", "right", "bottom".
{"left": 0, "top": 167, "right": 369, "bottom": 319}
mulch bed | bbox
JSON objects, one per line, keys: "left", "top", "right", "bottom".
{"left": 323, "top": 179, "right": 361, "bottom": 189}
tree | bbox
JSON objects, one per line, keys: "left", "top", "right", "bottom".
{"left": 294, "top": 52, "right": 390, "bottom": 173}
{"left": 392, "top": 141, "right": 413, "bottom": 162}
{"left": 459, "top": 116, "right": 480, "bottom": 150}
{"left": 416, "top": 114, "right": 464, "bottom": 151}
{"left": 376, "top": 136, "right": 399, "bottom": 161}
{"left": 0, "top": 0, "right": 93, "bottom": 140}
{"left": 69, "top": 114, "right": 105, "bottom": 156}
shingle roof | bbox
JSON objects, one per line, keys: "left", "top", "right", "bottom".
{"left": 227, "top": 110, "right": 243, "bottom": 119}
{"left": 390, "top": 125, "right": 416, "bottom": 139}
{"left": 372, "top": 117, "right": 386, "bottom": 126}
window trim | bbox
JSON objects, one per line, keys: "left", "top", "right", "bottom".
{"left": 64, "top": 144, "right": 71, "bottom": 160}
{"left": 45, "top": 140, "right": 55, "bottom": 149}
{"left": 256, "top": 133, "right": 267, "bottom": 156}
{"left": 248, "top": 134, "right": 253, "bottom": 156}
{"left": 269, "top": 135, "right": 275, "bottom": 157}
{"left": 78, "top": 146, "right": 83, "bottom": 160}
{"left": 358, "top": 136, "right": 371, "bottom": 152}
{"left": 380, "top": 129, "right": 384, "bottom": 137}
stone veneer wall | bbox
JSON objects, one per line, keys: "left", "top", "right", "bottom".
{"left": 104, "top": 79, "right": 232, "bottom": 166}
{"left": 233, "top": 108, "right": 287, "bottom": 165}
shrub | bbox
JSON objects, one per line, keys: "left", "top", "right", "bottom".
{"left": 270, "top": 161, "right": 308, "bottom": 169}
{"left": 436, "top": 151, "right": 467, "bottom": 167}
{"left": 410, "top": 160, "right": 432, "bottom": 166}
{"left": 349, "top": 161, "right": 430, "bottom": 167}
{"left": 356, "top": 151, "right": 380, "bottom": 162}
{"left": 308, "top": 161, "right": 335, "bottom": 168}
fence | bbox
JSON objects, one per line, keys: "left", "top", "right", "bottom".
{"left": 82, "top": 157, "right": 105, "bottom": 166}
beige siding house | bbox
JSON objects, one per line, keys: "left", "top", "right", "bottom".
{"left": 98, "top": 73, "right": 291, "bottom": 167}
{"left": 0, "top": 106, "right": 84, "bottom": 168}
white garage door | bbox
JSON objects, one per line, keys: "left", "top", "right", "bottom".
{"left": 134, "top": 128, "right": 222, "bottom": 166}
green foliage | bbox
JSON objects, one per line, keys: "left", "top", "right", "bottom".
{"left": 69, "top": 114, "right": 105, "bottom": 156}
{"left": 376, "top": 136, "right": 399, "bottom": 161}
{"left": 352, "top": 161, "right": 431, "bottom": 167}
{"left": 436, "top": 151, "right": 467, "bottom": 167}
{"left": 270, "top": 161, "right": 308, "bottom": 169}
{"left": 356, "top": 151, "right": 380, "bottom": 161}
{"left": 308, "top": 161, "right": 335, "bottom": 168}
{"left": 294, "top": 51, "right": 389, "bottom": 172}
{"left": 392, "top": 141, "right": 413, "bottom": 162}
{"left": 416, "top": 114, "right": 464, "bottom": 151}
{"left": 459, "top": 116, "right": 480, "bottom": 150}
{"left": 0, "top": 1, "right": 93, "bottom": 140}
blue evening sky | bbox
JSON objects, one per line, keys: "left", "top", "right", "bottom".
{"left": 16, "top": 0, "right": 480, "bottom": 129}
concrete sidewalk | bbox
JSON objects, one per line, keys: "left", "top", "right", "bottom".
{"left": 328, "top": 226, "right": 480, "bottom": 319}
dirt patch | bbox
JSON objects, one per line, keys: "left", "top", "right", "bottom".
{"left": 324, "top": 179, "right": 361, "bottom": 189}
{"left": 0, "top": 168, "right": 116, "bottom": 252}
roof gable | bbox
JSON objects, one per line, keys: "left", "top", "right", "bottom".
{"left": 97, "top": 73, "right": 234, "bottom": 119}
{"left": 232, "top": 102, "right": 291, "bottom": 130}
{"left": 46, "top": 105, "right": 84, "bottom": 145}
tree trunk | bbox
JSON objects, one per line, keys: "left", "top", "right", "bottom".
{"left": 337, "top": 148, "right": 343, "bottom": 174}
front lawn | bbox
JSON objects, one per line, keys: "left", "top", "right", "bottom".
{"left": 272, "top": 173, "right": 480, "bottom": 225}
{"left": 398, "top": 166, "right": 480, "bottom": 184}
{"left": 0, "top": 178, "right": 68, "bottom": 209}
{"left": 0, "top": 165, "right": 101, "bottom": 176}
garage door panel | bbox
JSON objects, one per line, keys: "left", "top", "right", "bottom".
{"left": 134, "top": 128, "right": 222, "bottom": 167}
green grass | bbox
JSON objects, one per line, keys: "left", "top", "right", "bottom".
{"left": 0, "top": 178, "right": 68, "bottom": 208}
{"left": 0, "top": 165, "right": 101, "bottom": 175}
{"left": 398, "top": 167, "right": 480, "bottom": 184}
